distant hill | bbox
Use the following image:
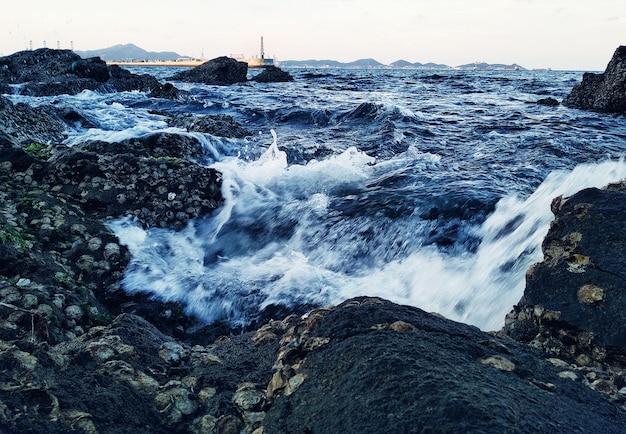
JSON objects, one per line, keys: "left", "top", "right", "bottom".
{"left": 74, "top": 43, "right": 526, "bottom": 70}
{"left": 75, "top": 43, "right": 184, "bottom": 62}
{"left": 389, "top": 60, "right": 451, "bottom": 69}
{"left": 456, "top": 62, "right": 526, "bottom": 71}
{"left": 278, "top": 58, "right": 384, "bottom": 68}
{"left": 281, "top": 58, "right": 449, "bottom": 69}
{"left": 279, "top": 59, "right": 353, "bottom": 68}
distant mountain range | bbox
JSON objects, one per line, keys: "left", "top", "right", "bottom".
{"left": 75, "top": 43, "right": 185, "bottom": 62}
{"left": 74, "top": 43, "right": 527, "bottom": 70}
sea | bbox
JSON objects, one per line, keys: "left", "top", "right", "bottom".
{"left": 9, "top": 66, "right": 626, "bottom": 332}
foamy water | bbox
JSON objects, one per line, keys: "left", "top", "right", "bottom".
{"left": 108, "top": 129, "right": 626, "bottom": 330}
{"left": 11, "top": 67, "right": 626, "bottom": 331}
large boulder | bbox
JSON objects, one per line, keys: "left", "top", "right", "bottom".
{"left": 563, "top": 46, "right": 626, "bottom": 113}
{"left": 168, "top": 56, "right": 248, "bottom": 85}
{"left": 504, "top": 186, "right": 626, "bottom": 351}
{"left": 251, "top": 66, "right": 294, "bottom": 83}
{"left": 42, "top": 133, "right": 224, "bottom": 228}
{"left": 0, "top": 312, "right": 281, "bottom": 434}
{"left": 0, "top": 48, "right": 166, "bottom": 96}
{"left": 262, "top": 297, "right": 626, "bottom": 433}
{"left": 0, "top": 95, "right": 67, "bottom": 145}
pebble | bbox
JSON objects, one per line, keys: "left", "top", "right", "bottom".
{"left": 22, "top": 294, "right": 38, "bottom": 309}
{"left": 65, "top": 305, "right": 83, "bottom": 320}
{"left": 558, "top": 371, "right": 578, "bottom": 381}
{"left": 481, "top": 356, "right": 516, "bottom": 372}
{"left": 16, "top": 278, "right": 31, "bottom": 288}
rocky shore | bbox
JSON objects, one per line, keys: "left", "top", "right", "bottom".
{"left": 1, "top": 48, "right": 626, "bottom": 433}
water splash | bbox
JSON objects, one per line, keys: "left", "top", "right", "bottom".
{"left": 108, "top": 126, "right": 626, "bottom": 331}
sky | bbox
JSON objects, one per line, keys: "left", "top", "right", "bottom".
{"left": 1, "top": 0, "right": 624, "bottom": 70}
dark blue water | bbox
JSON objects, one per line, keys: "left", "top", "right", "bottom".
{"left": 10, "top": 67, "right": 626, "bottom": 330}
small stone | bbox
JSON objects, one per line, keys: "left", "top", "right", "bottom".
{"left": 591, "top": 379, "right": 616, "bottom": 395}
{"left": 389, "top": 320, "right": 417, "bottom": 332}
{"left": 16, "top": 278, "right": 31, "bottom": 288}
{"left": 65, "top": 305, "right": 83, "bottom": 320}
{"left": 13, "top": 349, "right": 38, "bottom": 370}
{"left": 103, "top": 243, "right": 121, "bottom": 260}
{"left": 159, "top": 341, "right": 187, "bottom": 363}
{"left": 267, "top": 371, "right": 288, "bottom": 398}
{"left": 155, "top": 386, "right": 198, "bottom": 422}
{"left": 87, "top": 237, "right": 103, "bottom": 251}
{"left": 558, "top": 371, "right": 578, "bottom": 381}
{"left": 192, "top": 415, "right": 217, "bottom": 433}
{"left": 198, "top": 387, "right": 217, "bottom": 403}
{"left": 575, "top": 353, "right": 592, "bottom": 366}
{"left": 22, "top": 293, "right": 38, "bottom": 309}
{"left": 52, "top": 294, "right": 65, "bottom": 309}
{"left": 285, "top": 373, "right": 307, "bottom": 396}
{"left": 480, "top": 356, "right": 516, "bottom": 372}
{"left": 37, "top": 304, "right": 53, "bottom": 316}
{"left": 547, "top": 358, "right": 570, "bottom": 368}
{"left": 578, "top": 284, "right": 605, "bottom": 304}
{"left": 76, "top": 255, "right": 94, "bottom": 271}
{"left": 233, "top": 384, "right": 267, "bottom": 411}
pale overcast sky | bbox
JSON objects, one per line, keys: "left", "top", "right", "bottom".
{"left": 1, "top": 0, "right": 624, "bottom": 70}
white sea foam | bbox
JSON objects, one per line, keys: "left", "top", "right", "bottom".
{"left": 108, "top": 131, "right": 626, "bottom": 331}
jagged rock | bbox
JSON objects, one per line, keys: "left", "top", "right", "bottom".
{"left": 535, "top": 97, "right": 560, "bottom": 106}
{"left": 168, "top": 56, "right": 248, "bottom": 85}
{"left": 511, "top": 186, "right": 626, "bottom": 351}
{"left": 42, "top": 133, "right": 223, "bottom": 228}
{"left": 0, "top": 48, "right": 165, "bottom": 96}
{"left": 167, "top": 113, "right": 251, "bottom": 138}
{"left": 251, "top": 66, "right": 294, "bottom": 83}
{"left": 0, "top": 95, "right": 67, "bottom": 145}
{"left": 563, "top": 46, "right": 626, "bottom": 113}
{"left": 262, "top": 297, "right": 626, "bottom": 434}
{"left": 148, "top": 82, "right": 193, "bottom": 101}
{"left": 0, "top": 313, "right": 279, "bottom": 434}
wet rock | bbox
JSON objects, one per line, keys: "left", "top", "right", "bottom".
{"left": 535, "top": 97, "right": 560, "bottom": 106}
{"left": 0, "top": 95, "right": 67, "bottom": 145}
{"left": 0, "top": 48, "right": 163, "bottom": 96}
{"left": 563, "top": 46, "right": 626, "bottom": 113}
{"left": 517, "top": 187, "right": 626, "bottom": 351}
{"left": 148, "top": 82, "right": 193, "bottom": 101}
{"left": 167, "top": 113, "right": 251, "bottom": 138}
{"left": 168, "top": 56, "right": 248, "bottom": 85}
{"left": 262, "top": 297, "right": 626, "bottom": 434}
{"left": 251, "top": 66, "right": 294, "bottom": 83}
{"left": 42, "top": 133, "right": 223, "bottom": 228}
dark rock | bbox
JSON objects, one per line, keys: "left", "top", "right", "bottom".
{"left": 535, "top": 97, "right": 560, "bottom": 106}
{"left": 263, "top": 297, "right": 626, "bottom": 434}
{"left": 167, "top": 113, "right": 251, "bottom": 138}
{"left": 514, "top": 187, "right": 626, "bottom": 351}
{"left": 168, "top": 56, "right": 248, "bottom": 85}
{"left": 106, "top": 64, "right": 161, "bottom": 93}
{"left": 0, "top": 95, "right": 67, "bottom": 145}
{"left": 251, "top": 66, "right": 294, "bottom": 83}
{"left": 563, "top": 46, "right": 626, "bottom": 113}
{"left": 0, "top": 48, "right": 163, "bottom": 96}
{"left": 0, "top": 313, "right": 279, "bottom": 434}
{"left": 42, "top": 133, "right": 224, "bottom": 228}
{"left": 148, "top": 82, "right": 193, "bottom": 101}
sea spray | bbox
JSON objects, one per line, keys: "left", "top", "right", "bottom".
{"left": 108, "top": 124, "right": 626, "bottom": 331}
